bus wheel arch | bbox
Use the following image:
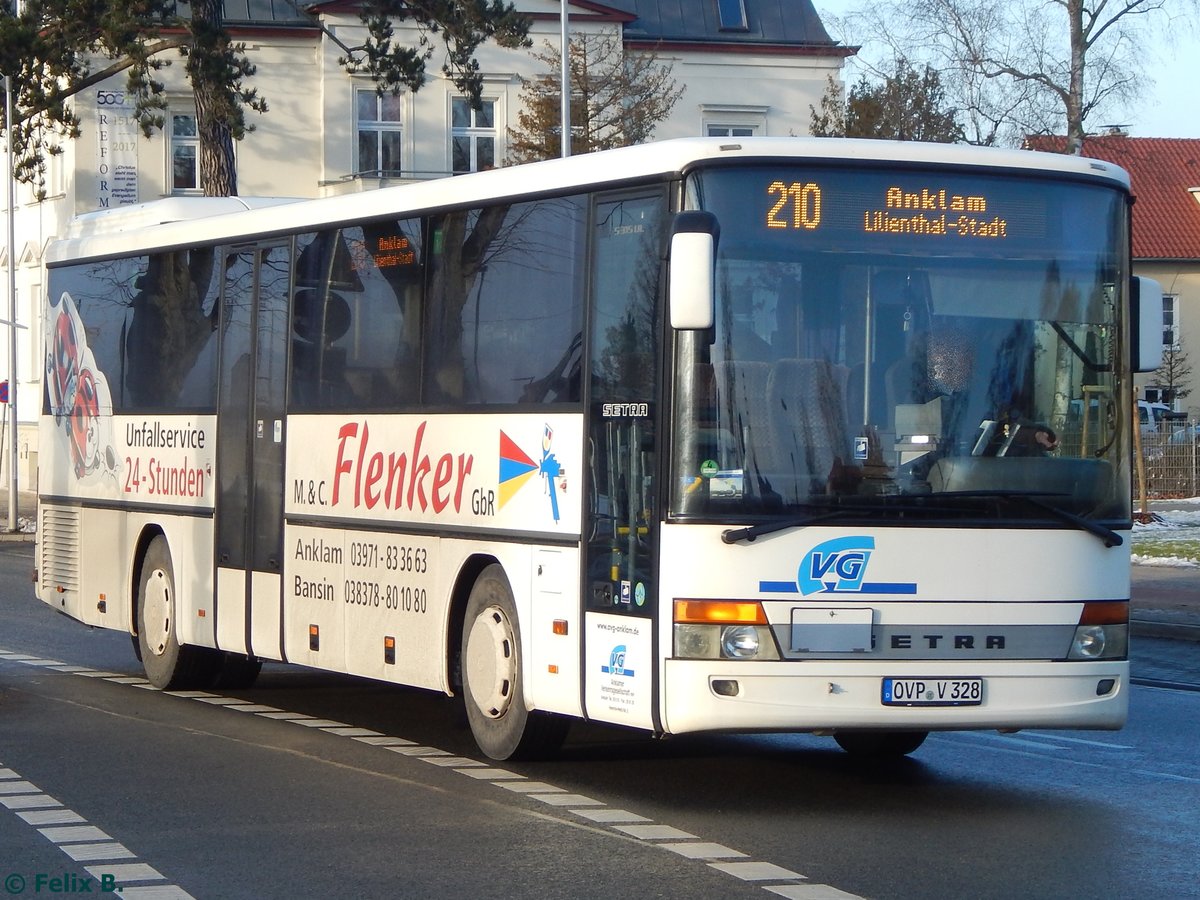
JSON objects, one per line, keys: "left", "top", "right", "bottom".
{"left": 133, "top": 531, "right": 218, "bottom": 690}
{"left": 446, "top": 554, "right": 496, "bottom": 695}
{"left": 458, "top": 561, "right": 568, "bottom": 761}
{"left": 129, "top": 527, "right": 164, "bottom": 647}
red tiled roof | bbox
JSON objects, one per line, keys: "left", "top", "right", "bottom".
{"left": 1025, "top": 135, "right": 1200, "bottom": 260}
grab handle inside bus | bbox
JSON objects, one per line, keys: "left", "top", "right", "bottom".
{"left": 669, "top": 211, "right": 720, "bottom": 330}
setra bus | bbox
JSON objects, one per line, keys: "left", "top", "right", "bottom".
{"left": 36, "top": 137, "right": 1162, "bottom": 760}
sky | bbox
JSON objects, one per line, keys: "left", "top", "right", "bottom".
{"left": 816, "top": 2, "right": 1200, "bottom": 140}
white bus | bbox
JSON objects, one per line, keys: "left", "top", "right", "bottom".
{"left": 37, "top": 138, "right": 1162, "bottom": 760}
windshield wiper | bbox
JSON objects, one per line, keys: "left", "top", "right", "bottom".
{"left": 722, "top": 509, "right": 854, "bottom": 544}
{"left": 720, "top": 496, "right": 941, "bottom": 544}
{"left": 721, "top": 491, "right": 1123, "bottom": 547}
{"left": 935, "top": 490, "right": 1123, "bottom": 548}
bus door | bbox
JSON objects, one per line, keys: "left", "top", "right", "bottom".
{"left": 582, "top": 191, "right": 668, "bottom": 731}
{"left": 214, "top": 242, "right": 292, "bottom": 660}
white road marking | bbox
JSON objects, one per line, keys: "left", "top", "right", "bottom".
{"left": 353, "top": 735, "right": 415, "bottom": 747}
{"left": 659, "top": 842, "right": 748, "bottom": 860}
{"left": 0, "top": 781, "right": 41, "bottom": 795}
{"left": 570, "top": 808, "right": 650, "bottom": 824}
{"left": 39, "top": 825, "right": 114, "bottom": 843}
{"left": 614, "top": 824, "right": 698, "bottom": 840}
{"left": 0, "top": 759, "right": 195, "bottom": 896}
{"left": 59, "top": 843, "right": 137, "bottom": 862}
{"left": 17, "top": 809, "right": 86, "bottom": 826}
{"left": 495, "top": 780, "right": 565, "bottom": 793}
{"left": 1, "top": 646, "right": 866, "bottom": 900}
{"left": 531, "top": 792, "right": 605, "bottom": 807}
{"left": 0, "top": 794, "right": 64, "bottom": 810}
{"left": 419, "top": 755, "right": 485, "bottom": 767}
{"left": 710, "top": 861, "right": 806, "bottom": 881}
{"left": 85, "top": 863, "right": 166, "bottom": 883}
{"left": 455, "top": 767, "right": 526, "bottom": 780}
{"left": 765, "top": 885, "right": 863, "bottom": 899}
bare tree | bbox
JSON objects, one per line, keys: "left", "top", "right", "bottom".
{"left": 1154, "top": 338, "right": 1193, "bottom": 406}
{"left": 827, "top": 0, "right": 1178, "bottom": 151}
{"left": 508, "top": 31, "right": 683, "bottom": 162}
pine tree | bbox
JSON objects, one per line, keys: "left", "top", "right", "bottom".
{"left": 810, "top": 60, "right": 963, "bottom": 142}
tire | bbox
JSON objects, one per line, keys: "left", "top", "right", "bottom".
{"left": 136, "top": 535, "right": 220, "bottom": 690}
{"left": 461, "top": 564, "right": 568, "bottom": 761}
{"left": 834, "top": 730, "right": 928, "bottom": 759}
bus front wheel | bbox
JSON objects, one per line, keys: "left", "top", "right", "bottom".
{"left": 136, "top": 535, "right": 219, "bottom": 690}
{"left": 834, "top": 730, "right": 928, "bottom": 759}
{"left": 461, "top": 564, "right": 567, "bottom": 761}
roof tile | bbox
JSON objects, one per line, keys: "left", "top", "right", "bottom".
{"left": 1026, "top": 135, "right": 1200, "bottom": 260}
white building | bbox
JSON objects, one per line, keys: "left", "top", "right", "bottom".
{"left": 3, "top": 0, "right": 850, "bottom": 488}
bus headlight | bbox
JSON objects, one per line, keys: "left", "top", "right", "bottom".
{"left": 721, "top": 625, "right": 761, "bottom": 658}
{"left": 673, "top": 600, "right": 780, "bottom": 660}
{"left": 675, "top": 624, "right": 720, "bottom": 659}
{"left": 1068, "top": 624, "right": 1127, "bottom": 660}
{"left": 674, "top": 623, "right": 779, "bottom": 660}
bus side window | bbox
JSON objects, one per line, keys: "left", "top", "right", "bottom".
{"left": 291, "top": 221, "right": 421, "bottom": 410}
{"left": 426, "top": 198, "right": 585, "bottom": 405}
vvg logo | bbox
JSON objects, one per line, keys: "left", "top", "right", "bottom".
{"left": 758, "top": 536, "right": 917, "bottom": 596}
{"left": 801, "top": 536, "right": 873, "bottom": 593}
{"left": 601, "top": 644, "right": 634, "bottom": 677}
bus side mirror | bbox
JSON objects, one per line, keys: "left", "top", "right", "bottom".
{"left": 1131, "top": 276, "right": 1163, "bottom": 373}
{"left": 669, "top": 211, "right": 720, "bottom": 330}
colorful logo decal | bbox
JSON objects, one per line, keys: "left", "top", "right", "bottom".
{"left": 758, "top": 536, "right": 917, "bottom": 596}
{"left": 601, "top": 644, "right": 634, "bottom": 677}
{"left": 498, "top": 425, "right": 566, "bottom": 522}
{"left": 46, "top": 291, "right": 117, "bottom": 481}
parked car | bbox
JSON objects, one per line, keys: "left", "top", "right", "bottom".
{"left": 1138, "top": 400, "right": 1175, "bottom": 434}
{"left": 1168, "top": 423, "right": 1200, "bottom": 445}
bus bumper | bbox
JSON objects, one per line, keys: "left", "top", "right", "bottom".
{"left": 660, "top": 659, "right": 1129, "bottom": 734}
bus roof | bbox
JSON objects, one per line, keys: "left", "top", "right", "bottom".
{"left": 47, "top": 137, "right": 1132, "bottom": 265}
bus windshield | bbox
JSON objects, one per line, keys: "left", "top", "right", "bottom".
{"left": 670, "top": 162, "right": 1131, "bottom": 524}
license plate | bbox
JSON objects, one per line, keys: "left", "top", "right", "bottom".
{"left": 882, "top": 677, "right": 983, "bottom": 706}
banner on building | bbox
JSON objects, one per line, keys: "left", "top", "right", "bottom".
{"left": 96, "top": 89, "right": 139, "bottom": 209}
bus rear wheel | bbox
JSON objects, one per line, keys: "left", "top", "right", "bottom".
{"left": 834, "top": 730, "right": 928, "bottom": 759}
{"left": 136, "top": 535, "right": 219, "bottom": 690}
{"left": 461, "top": 564, "right": 567, "bottom": 761}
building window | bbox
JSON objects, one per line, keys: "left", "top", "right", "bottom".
{"left": 357, "top": 89, "right": 404, "bottom": 177}
{"left": 706, "top": 124, "right": 757, "bottom": 137}
{"left": 451, "top": 98, "right": 497, "bottom": 174}
{"left": 1163, "top": 293, "right": 1179, "bottom": 348}
{"left": 170, "top": 111, "right": 199, "bottom": 193}
{"left": 700, "top": 104, "right": 767, "bottom": 139}
{"left": 716, "top": 0, "right": 748, "bottom": 31}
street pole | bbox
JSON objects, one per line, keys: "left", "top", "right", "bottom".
{"left": 4, "top": 74, "right": 16, "bottom": 533}
{"left": 560, "top": 0, "right": 570, "bottom": 158}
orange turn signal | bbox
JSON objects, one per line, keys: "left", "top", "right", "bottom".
{"left": 674, "top": 599, "right": 766, "bottom": 625}
{"left": 1079, "top": 601, "right": 1128, "bottom": 625}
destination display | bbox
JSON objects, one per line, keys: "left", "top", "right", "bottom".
{"left": 694, "top": 165, "right": 1125, "bottom": 259}
{"left": 766, "top": 180, "right": 1008, "bottom": 240}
